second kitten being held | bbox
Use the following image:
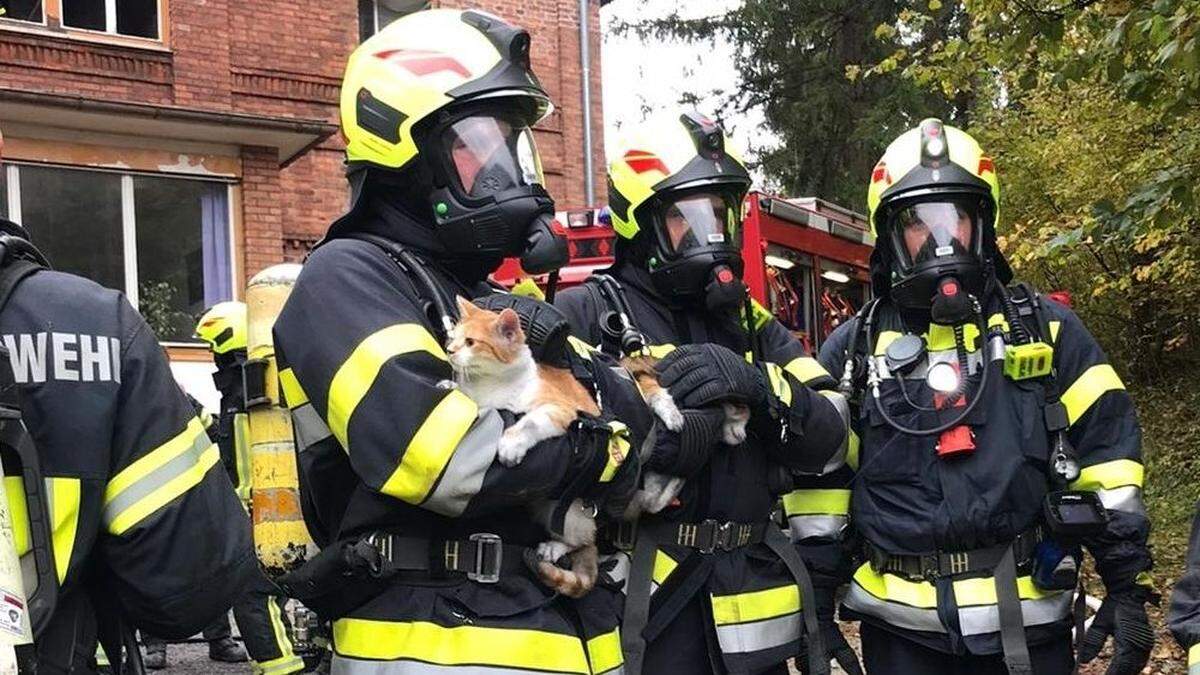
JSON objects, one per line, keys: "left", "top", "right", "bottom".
{"left": 446, "top": 296, "right": 600, "bottom": 598}
{"left": 621, "top": 353, "right": 750, "bottom": 515}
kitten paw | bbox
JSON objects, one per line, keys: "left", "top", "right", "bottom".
{"left": 722, "top": 419, "right": 748, "bottom": 445}
{"left": 649, "top": 392, "right": 685, "bottom": 432}
{"left": 435, "top": 379, "right": 457, "bottom": 390}
{"left": 497, "top": 432, "right": 532, "bottom": 467}
{"left": 537, "top": 540, "right": 570, "bottom": 563}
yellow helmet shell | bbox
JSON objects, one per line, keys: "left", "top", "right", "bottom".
{"left": 195, "top": 301, "right": 247, "bottom": 355}
{"left": 340, "top": 9, "right": 552, "bottom": 170}
{"left": 866, "top": 119, "right": 1000, "bottom": 236}
{"left": 607, "top": 111, "right": 751, "bottom": 240}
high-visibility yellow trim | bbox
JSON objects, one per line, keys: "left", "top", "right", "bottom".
{"left": 49, "top": 477, "right": 79, "bottom": 584}
{"left": 6, "top": 477, "right": 28, "bottom": 557}
{"left": 108, "top": 445, "right": 220, "bottom": 535}
{"left": 927, "top": 323, "right": 982, "bottom": 352}
{"left": 847, "top": 429, "right": 861, "bottom": 471}
{"left": 1050, "top": 321, "right": 1061, "bottom": 342}
{"left": 783, "top": 357, "right": 830, "bottom": 385}
{"left": 874, "top": 331, "right": 903, "bottom": 356}
{"left": 653, "top": 550, "right": 678, "bottom": 586}
{"left": 1061, "top": 364, "right": 1124, "bottom": 425}
{"left": 327, "top": 324, "right": 446, "bottom": 449}
{"left": 711, "top": 585, "right": 801, "bottom": 625}
{"left": 783, "top": 489, "right": 851, "bottom": 516}
{"left": 952, "top": 574, "right": 1063, "bottom": 606}
{"left": 764, "top": 363, "right": 792, "bottom": 406}
{"left": 254, "top": 597, "right": 300, "bottom": 674}
{"left": 586, "top": 628, "right": 623, "bottom": 674}
{"left": 278, "top": 368, "right": 308, "bottom": 408}
{"left": 742, "top": 300, "right": 774, "bottom": 332}
{"left": 987, "top": 313, "right": 1009, "bottom": 332}
{"left": 332, "top": 619, "right": 590, "bottom": 672}
{"left": 1188, "top": 643, "right": 1199, "bottom": 666}
{"left": 380, "top": 390, "right": 478, "bottom": 504}
{"left": 252, "top": 653, "right": 305, "bottom": 675}
{"left": 567, "top": 336, "right": 595, "bottom": 361}
{"left": 853, "top": 565, "right": 937, "bottom": 608}
{"left": 644, "top": 343, "right": 677, "bottom": 359}
{"left": 234, "top": 412, "right": 252, "bottom": 503}
{"left": 599, "top": 422, "right": 630, "bottom": 483}
{"left": 1069, "top": 459, "right": 1144, "bottom": 492}
{"left": 104, "top": 418, "right": 209, "bottom": 502}
{"left": 1135, "top": 571, "right": 1154, "bottom": 589}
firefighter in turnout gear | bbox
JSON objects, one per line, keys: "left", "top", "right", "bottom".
{"left": 272, "top": 9, "right": 644, "bottom": 673}
{"left": 0, "top": 126, "right": 257, "bottom": 673}
{"left": 554, "top": 112, "right": 851, "bottom": 675}
{"left": 805, "top": 119, "right": 1154, "bottom": 674}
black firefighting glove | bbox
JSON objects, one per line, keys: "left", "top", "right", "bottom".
{"left": 656, "top": 344, "right": 768, "bottom": 410}
{"left": 797, "top": 585, "right": 863, "bottom": 675}
{"left": 1079, "top": 588, "right": 1156, "bottom": 675}
{"left": 644, "top": 407, "right": 725, "bottom": 478}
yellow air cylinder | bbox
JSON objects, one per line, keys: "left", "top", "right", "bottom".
{"left": 244, "top": 263, "right": 313, "bottom": 575}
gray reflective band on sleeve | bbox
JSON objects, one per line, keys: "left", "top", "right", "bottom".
{"left": 818, "top": 390, "right": 851, "bottom": 474}
{"left": 842, "top": 581, "right": 947, "bottom": 634}
{"left": 331, "top": 658, "right": 567, "bottom": 675}
{"left": 102, "top": 429, "right": 211, "bottom": 530}
{"left": 421, "top": 409, "right": 504, "bottom": 517}
{"left": 713, "top": 612, "right": 801, "bottom": 655}
{"left": 1096, "top": 485, "right": 1145, "bottom": 515}
{"left": 788, "top": 514, "right": 848, "bottom": 541}
{"left": 292, "top": 403, "right": 333, "bottom": 452}
{"left": 957, "top": 591, "right": 1072, "bottom": 637}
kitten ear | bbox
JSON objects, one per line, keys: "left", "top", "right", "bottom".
{"left": 456, "top": 295, "right": 477, "bottom": 317}
{"left": 496, "top": 308, "right": 524, "bottom": 343}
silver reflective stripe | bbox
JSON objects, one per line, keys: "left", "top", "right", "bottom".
{"left": 292, "top": 403, "right": 332, "bottom": 452}
{"left": 874, "top": 349, "right": 984, "bottom": 380}
{"left": 256, "top": 655, "right": 306, "bottom": 675}
{"left": 713, "top": 612, "right": 801, "bottom": 654}
{"left": 331, "top": 657, "right": 566, "bottom": 674}
{"left": 842, "top": 581, "right": 947, "bottom": 634}
{"left": 102, "top": 429, "right": 211, "bottom": 529}
{"left": 957, "top": 591, "right": 1072, "bottom": 636}
{"left": 422, "top": 409, "right": 504, "bottom": 517}
{"left": 787, "top": 514, "right": 848, "bottom": 540}
{"left": 1095, "top": 485, "right": 1145, "bottom": 515}
{"left": 596, "top": 668, "right": 624, "bottom": 675}
{"left": 818, "top": 390, "right": 850, "bottom": 474}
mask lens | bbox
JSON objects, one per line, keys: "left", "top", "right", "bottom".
{"left": 444, "top": 115, "right": 542, "bottom": 198}
{"left": 894, "top": 201, "right": 977, "bottom": 267}
{"left": 659, "top": 192, "right": 739, "bottom": 257}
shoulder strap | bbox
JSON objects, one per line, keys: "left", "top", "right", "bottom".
{"left": 0, "top": 259, "right": 41, "bottom": 316}
{"left": 341, "top": 232, "right": 458, "bottom": 342}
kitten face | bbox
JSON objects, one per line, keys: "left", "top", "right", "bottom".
{"left": 446, "top": 297, "right": 527, "bottom": 376}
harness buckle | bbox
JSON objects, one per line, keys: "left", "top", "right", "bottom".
{"left": 711, "top": 521, "right": 733, "bottom": 553}
{"left": 468, "top": 533, "right": 502, "bottom": 584}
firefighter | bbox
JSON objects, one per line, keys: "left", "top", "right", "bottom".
{"left": 806, "top": 119, "right": 1154, "bottom": 674}
{"left": 271, "top": 9, "right": 643, "bottom": 673}
{"left": 554, "top": 112, "right": 850, "bottom": 674}
{"left": 1168, "top": 509, "right": 1200, "bottom": 674}
{"left": 0, "top": 125, "right": 256, "bottom": 672}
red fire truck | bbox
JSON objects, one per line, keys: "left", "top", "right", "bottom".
{"left": 492, "top": 191, "right": 875, "bottom": 351}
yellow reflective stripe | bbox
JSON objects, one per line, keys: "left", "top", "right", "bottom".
{"left": 380, "top": 390, "right": 478, "bottom": 504}
{"left": 599, "top": 422, "right": 630, "bottom": 483}
{"left": 743, "top": 299, "right": 773, "bottom": 331}
{"left": 1189, "top": 643, "right": 1200, "bottom": 667}
{"left": 1050, "top": 321, "right": 1061, "bottom": 343}
{"left": 927, "top": 323, "right": 981, "bottom": 352}
{"left": 332, "top": 619, "right": 590, "bottom": 672}
{"left": 263, "top": 596, "right": 298, "bottom": 667}
{"left": 764, "top": 363, "right": 792, "bottom": 406}
{"left": 107, "top": 445, "right": 220, "bottom": 535}
{"left": 782, "top": 489, "right": 851, "bottom": 516}
{"left": 644, "top": 343, "right": 676, "bottom": 359}
{"left": 567, "top": 335, "right": 594, "bottom": 361}
{"left": 252, "top": 654, "right": 305, "bottom": 675}
{"left": 1061, "top": 364, "right": 1125, "bottom": 425}
{"left": 49, "top": 477, "right": 79, "bottom": 584}
{"left": 987, "top": 313, "right": 1009, "bottom": 332}
{"left": 586, "top": 628, "right": 623, "bottom": 674}
{"left": 278, "top": 367, "right": 308, "bottom": 408}
{"left": 5, "top": 477, "right": 28, "bottom": 556}
{"left": 1069, "top": 459, "right": 1144, "bottom": 492}
{"left": 953, "top": 574, "right": 1063, "bottom": 606}
{"left": 847, "top": 429, "right": 860, "bottom": 471}
{"left": 105, "top": 418, "right": 209, "bottom": 502}
{"left": 327, "top": 324, "right": 446, "bottom": 448}
{"left": 711, "top": 585, "right": 801, "bottom": 625}
{"left": 783, "top": 356, "right": 830, "bottom": 385}
{"left": 873, "top": 331, "right": 903, "bottom": 356}
{"left": 853, "top": 564, "right": 937, "bottom": 608}
{"left": 234, "top": 412, "right": 252, "bottom": 503}
{"left": 653, "top": 550, "right": 678, "bottom": 586}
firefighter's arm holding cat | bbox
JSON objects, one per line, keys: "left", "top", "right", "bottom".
{"left": 273, "top": 239, "right": 620, "bottom": 519}
{"left": 655, "top": 317, "right": 849, "bottom": 476}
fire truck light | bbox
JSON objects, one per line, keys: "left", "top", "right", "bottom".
{"left": 821, "top": 270, "right": 850, "bottom": 284}
{"left": 764, "top": 255, "right": 795, "bottom": 270}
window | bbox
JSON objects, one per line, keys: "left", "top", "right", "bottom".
{"left": 3, "top": 164, "right": 232, "bottom": 343}
{"left": 358, "top": 0, "right": 427, "bottom": 41}
{"left": 0, "top": 0, "right": 44, "bottom": 24}
{"left": 61, "top": 0, "right": 158, "bottom": 39}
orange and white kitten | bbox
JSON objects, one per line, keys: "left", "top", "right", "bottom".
{"left": 446, "top": 297, "right": 601, "bottom": 597}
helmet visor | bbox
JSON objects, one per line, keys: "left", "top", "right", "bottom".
{"left": 655, "top": 191, "right": 741, "bottom": 258}
{"left": 892, "top": 201, "right": 979, "bottom": 268}
{"left": 443, "top": 115, "right": 544, "bottom": 198}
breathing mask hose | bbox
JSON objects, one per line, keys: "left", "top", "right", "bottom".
{"left": 396, "top": 248, "right": 457, "bottom": 340}
{"left": 595, "top": 275, "right": 646, "bottom": 356}
{"left": 999, "top": 286, "right": 1031, "bottom": 344}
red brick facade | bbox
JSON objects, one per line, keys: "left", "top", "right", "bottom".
{"left": 0, "top": 0, "right": 605, "bottom": 280}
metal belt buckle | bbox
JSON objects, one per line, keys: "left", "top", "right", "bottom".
{"left": 468, "top": 533, "right": 502, "bottom": 584}
{"left": 613, "top": 520, "right": 637, "bottom": 551}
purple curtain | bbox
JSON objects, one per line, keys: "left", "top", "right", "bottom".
{"left": 201, "top": 184, "right": 232, "bottom": 307}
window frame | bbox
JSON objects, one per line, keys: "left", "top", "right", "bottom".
{"left": 0, "top": 0, "right": 168, "bottom": 48}
{"left": 0, "top": 0, "right": 48, "bottom": 27}
{"left": 60, "top": 0, "right": 163, "bottom": 41}
{"left": 1, "top": 161, "right": 236, "bottom": 344}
